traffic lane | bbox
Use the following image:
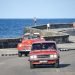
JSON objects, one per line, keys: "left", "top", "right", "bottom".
{"left": 0, "top": 51, "right": 75, "bottom": 75}
{"left": 0, "top": 56, "right": 32, "bottom": 75}
{"left": 0, "top": 56, "right": 17, "bottom": 62}
{"left": 60, "top": 50, "right": 75, "bottom": 72}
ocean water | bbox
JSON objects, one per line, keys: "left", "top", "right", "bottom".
{"left": 0, "top": 18, "right": 75, "bottom": 38}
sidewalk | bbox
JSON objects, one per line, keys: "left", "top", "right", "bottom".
{"left": 57, "top": 43, "right": 75, "bottom": 49}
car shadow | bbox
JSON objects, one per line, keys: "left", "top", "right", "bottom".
{"left": 59, "top": 63, "right": 71, "bottom": 68}
{"left": 35, "top": 64, "right": 71, "bottom": 68}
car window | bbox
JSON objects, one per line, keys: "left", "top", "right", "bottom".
{"left": 31, "top": 43, "right": 42, "bottom": 50}
{"left": 23, "top": 35, "right": 29, "bottom": 39}
{"left": 32, "top": 34, "right": 40, "bottom": 39}
{"left": 31, "top": 43, "right": 56, "bottom": 50}
{"left": 23, "top": 35, "right": 32, "bottom": 39}
{"left": 43, "top": 43, "right": 56, "bottom": 50}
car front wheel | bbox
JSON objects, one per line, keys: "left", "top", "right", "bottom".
{"left": 25, "top": 53, "right": 28, "bottom": 56}
{"left": 18, "top": 52, "right": 22, "bottom": 57}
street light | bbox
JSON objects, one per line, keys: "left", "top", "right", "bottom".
{"left": 33, "top": 17, "right": 37, "bottom": 26}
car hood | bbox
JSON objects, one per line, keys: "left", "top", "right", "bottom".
{"left": 22, "top": 38, "right": 45, "bottom": 46}
{"left": 29, "top": 49, "right": 58, "bottom": 55}
{"left": 22, "top": 39, "right": 33, "bottom": 45}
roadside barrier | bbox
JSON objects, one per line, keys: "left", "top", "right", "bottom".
{"left": 1, "top": 54, "right": 18, "bottom": 56}
{"left": 59, "top": 48, "right": 69, "bottom": 51}
{"left": 0, "top": 38, "right": 21, "bottom": 48}
{"left": 59, "top": 48, "right": 75, "bottom": 51}
{"left": 0, "top": 49, "right": 18, "bottom": 56}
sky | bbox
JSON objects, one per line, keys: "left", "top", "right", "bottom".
{"left": 0, "top": 0, "right": 75, "bottom": 18}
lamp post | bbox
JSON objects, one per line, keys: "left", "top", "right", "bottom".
{"left": 33, "top": 17, "right": 37, "bottom": 26}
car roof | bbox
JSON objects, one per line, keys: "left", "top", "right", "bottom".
{"left": 33, "top": 33, "right": 40, "bottom": 35}
{"left": 24, "top": 33, "right": 30, "bottom": 35}
{"left": 32, "top": 41, "right": 56, "bottom": 44}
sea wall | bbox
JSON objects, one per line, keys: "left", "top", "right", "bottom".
{"left": 0, "top": 23, "right": 73, "bottom": 48}
{"left": 0, "top": 38, "right": 21, "bottom": 48}
{"left": 33, "top": 23, "right": 73, "bottom": 29}
{"left": 25, "top": 27, "right": 69, "bottom": 43}
{"left": 24, "top": 23, "right": 72, "bottom": 43}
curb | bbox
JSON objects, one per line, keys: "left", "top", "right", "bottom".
{"left": 1, "top": 53, "right": 18, "bottom": 56}
{"left": 0, "top": 49, "right": 18, "bottom": 56}
{"left": 59, "top": 48, "right": 75, "bottom": 51}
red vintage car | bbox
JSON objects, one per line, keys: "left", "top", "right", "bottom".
{"left": 17, "top": 33, "right": 45, "bottom": 57}
{"left": 29, "top": 41, "right": 60, "bottom": 68}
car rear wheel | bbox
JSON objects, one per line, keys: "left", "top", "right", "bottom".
{"left": 25, "top": 53, "right": 28, "bottom": 56}
{"left": 54, "top": 59, "right": 59, "bottom": 68}
{"left": 30, "top": 62, "right": 35, "bottom": 69}
{"left": 18, "top": 52, "right": 22, "bottom": 57}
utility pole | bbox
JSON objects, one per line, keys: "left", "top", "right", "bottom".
{"left": 33, "top": 17, "right": 37, "bottom": 26}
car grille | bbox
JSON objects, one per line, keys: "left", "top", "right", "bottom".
{"left": 37, "top": 55, "right": 50, "bottom": 58}
{"left": 24, "top": 46, "right": 31, "bottom": 50}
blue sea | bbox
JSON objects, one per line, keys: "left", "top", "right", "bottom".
{"left": 0, "top": 18, "right": 75, "bottom": 38}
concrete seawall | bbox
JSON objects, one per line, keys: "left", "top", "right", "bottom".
{"left": 0, "top": 38, "right": 21, "bottom": 48}
{"left": 25, "top": 27, "right": 69, "bottom": 43}
{"left": 32, "top": 23, "right": 73, "bottom": 29}
{"left": 0, "top": 23, "right": 74, "bottom": 48}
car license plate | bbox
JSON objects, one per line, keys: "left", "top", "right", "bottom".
{"left": 40, "top": 61, "right": 47, "bottom": 63}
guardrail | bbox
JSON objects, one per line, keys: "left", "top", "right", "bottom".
{"left": 0, "top": 48, "right": 18, "bottom": 56}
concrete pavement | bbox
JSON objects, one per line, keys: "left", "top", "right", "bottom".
{"left": 0, "top": 50, "right": 75, "bottom": 75}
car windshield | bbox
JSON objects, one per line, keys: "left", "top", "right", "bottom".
{"left": 31, "top": 43, "right": 56, "bottom": 50}
{"left": 23, "top": 35, "right": 32, "bottom": 39}
{"left": 23, "top": 34, "right": 40, "bottom": 39}
{"left": 32, "top": 34, "right": 40, "bottom": 39}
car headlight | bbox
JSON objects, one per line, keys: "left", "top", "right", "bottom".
{"left": 50, "top": 54, "right": 57, "bottom": 58}
{"left": 19, "top": 44, "right": 22, "bottom": 47}
{"left": 50, "top": 55, "right": 54, "bottom": 58}
{"left": 54, "top": 54, "right": 57, "bottom": 58}
{"left": 30, "top": 56, "right": 34, "bottom": 59}
{"left": 30, "top": 55, "right": 37, "bottom": 59}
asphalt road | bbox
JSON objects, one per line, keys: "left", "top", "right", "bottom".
{"left": 0, "top": 50, "right": 75, "bottom": 75}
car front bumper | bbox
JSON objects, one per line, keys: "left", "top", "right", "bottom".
{"left": 29, "top": 58, "right": 59, "bottom": 65}
{"left": 18, "top": 50, "right": 31, "bottom": 53}
{"left": 31, "top": 60, "right": 58, "bottom": 64}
